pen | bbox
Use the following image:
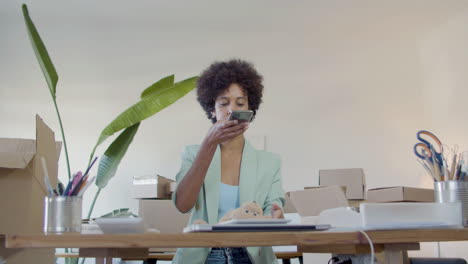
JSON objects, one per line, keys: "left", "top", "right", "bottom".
{"left": 455, "top": 163, "right": 461, "bottom": 180}
{"left": 431, "top": 155, "right": 441, "bottom": 181}
{"left": 459, "top": 158, "right": 466, "bottom": 181}
{"left": 82, "top": 156, "right": 98, "bottom": 180}
{"left": 416, "top": 158, "right": 435, "bottom": 181}
{"left": 424, "top": 157, "right": 437, "bottom": 181}
{"left": 66, "top": 171, "right": 82, "bottom": 196}
{"left": 77, "top": 176, "right": 96, "bottom": 197}
{"left": 442, "top": 158, "right": 449, "bottom": 181}
{"left": 449, "top": 153, "right": 457, "bottom": 180}
{"left": 460, "top": 172, "right": 466, "bottom": 181}
{"left": 41, "top": 156, "right": 55, "bottom": 196}
{"left": 70, "top": 174, "right": 88, "bottom": 196}
{"left": 63, "top": 172, "right": 77, "bottom": 196}
{"left": 57, "top": 181, "right": 64, "bottom": 195}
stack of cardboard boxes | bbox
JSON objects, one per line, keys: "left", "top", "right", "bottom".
{"left": 286, "top": 168, "right": 434, "bottom": 222}
{"left": 281, "top": 169, "right": 366, "bottom": 262}
{"left": 285, "top": 168, "right": 366, "bottom": 223}
{"left": 0, "top": 115, "right": 61, "bottom": 264}
{"left": 132, "top": 175, "right": 190, "bottom": 252}
{"left": 284, "top": 168, "right": 435, "bottom": 264}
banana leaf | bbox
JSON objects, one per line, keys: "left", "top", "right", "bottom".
{"left": 140, "top": 74, "right": 174, "bottom": 99}
{"left": 89, "top": 76, "right": 197, "bottom": 161}
{"left": 95, "top": 123, "right": 140, "bottom": 188}
{"left": 22, "top": 4, "right": 72, "bottom": 179}
{"left": 22, "top": 4, "right": 58, "bottom": 99}
{"left": 100, "top": 208, "right": 137, "bottom": 218}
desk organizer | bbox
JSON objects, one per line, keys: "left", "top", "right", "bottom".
{"left": 434, "top": 181, "right": 468, "bottom": 226}
{"left": 44, "top": 196, "right": 82, "bottom": 233}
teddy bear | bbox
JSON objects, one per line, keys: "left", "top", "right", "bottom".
{"left": 193, "top": 201, "right": 272, "bottom": 225}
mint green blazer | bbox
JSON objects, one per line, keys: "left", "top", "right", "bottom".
{"left": 171, "top": 140, "right": 285, "bottom": 264}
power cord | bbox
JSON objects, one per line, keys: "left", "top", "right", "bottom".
{"left": 357, "top": 229, "right": 375, "bottom": 264}
{"left": 327, "top": 227, "right": 375, "bottom": 264}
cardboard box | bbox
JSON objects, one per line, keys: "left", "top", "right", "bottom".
{"left": 319, "top": 168, "right": 366, "bottom": 199}
{"left": 366, "top": 186, "right": 435, "bottom": 203}
{"left": 0, "top": 237, "right": 55, "bottom": 264}
{"left": 286, "top": 186, "right": 349, "bottom": 217}
{"left": 138, "top": 199, "right": 190, "bottom": 233}
{"left": 0, "top": 115, "right": 61, "bottom": 264}
{"left": 138, "top": 199, "right": 191, "bottom": 252}
{"left": 283, "top": 192, "right": 298, "bottom": 214}
{"left": 360, "top": 202, "right": 462, "bottom": 229}
{"left": 131, "top": 175, "right": 175, "bottom": 199}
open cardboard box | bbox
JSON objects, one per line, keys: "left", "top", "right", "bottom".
{"left": 0, "top": 115, "right": 61, "bottom": 264}
{"left": 281, "top": 186, "right": 349, "bottom": 258}
{"left": 286, "top": 186, "right": 349, "bottom": 224}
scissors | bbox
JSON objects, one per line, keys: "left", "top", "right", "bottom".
{"left": 413, "top": 130, "right": 444, "bottom": 168}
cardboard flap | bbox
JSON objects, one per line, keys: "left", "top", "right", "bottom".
{"left": 158, "top": 175, "right": 175, "bottom": 185}
{"left": 283, "top": 192, "right": 298, "bottom": 213}
{"left": 367, "top": 186, "right": 403, "bottom": 191}
{"left": 33, "top": 115, "right": 61, "bottom": 194}
{"left": 287, "top": 186, "right": 349, "bottom": 216}
{"left": 157, "top": 175, "right": 175, "bottom": 198}
{"left": 0, "top": 138, "right": 36, "bottom": 169}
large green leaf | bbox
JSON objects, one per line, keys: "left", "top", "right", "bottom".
{"left": 100, "top": 208, "right": 137, "bottom": 218}
{"left": 91, "top": 76, "right": 197, "bottom": 156}
{"left": 140, "top": 74, "right": 174, "bottom": 99}
{"left": 22, "top": 4, "right": 73, "bottom": 179}
{"left": 22, "top": 4, "right": 58, "bottom": 99}
{"left": 95, "top": 123, "right": 140, "bottom": 188}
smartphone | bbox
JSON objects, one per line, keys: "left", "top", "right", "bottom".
{"left": 228, "top": 110, "right": 254, "bottom": 123}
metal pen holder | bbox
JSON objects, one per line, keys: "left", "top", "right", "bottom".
{"left": 44, "top": 196, "right": 82, "bottom": 233}
{"left": 434, "top": 181, "right": 468, "bottom": 226}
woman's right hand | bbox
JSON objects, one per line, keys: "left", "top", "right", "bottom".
{"left": 204, "top": 120, "right": 249, "bottom": 146}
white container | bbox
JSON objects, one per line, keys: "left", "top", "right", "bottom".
{"left": 434, "top": 181, "right": 468, "bottom": 226}
{"left": 44, "top": 196, "right": 82, "bottom": 233}
{"left": 360, "top": 202, "right": 463, "bottom": 230}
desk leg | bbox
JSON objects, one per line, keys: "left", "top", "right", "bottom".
{"left": 95, "top": 257, "right": 112, "bottom": 264}
{"left": 382, "top": 249, "right": 409, "bottom": 264}
{"left": 381, "top": 243, "right": 418, "bottom": 264}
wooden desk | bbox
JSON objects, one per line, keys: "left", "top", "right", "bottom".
{"left": 5, "top": 228, "right": 468, "bottom": 264}
{"left": 56, "top": 252, "right": 304, "bottom": 264}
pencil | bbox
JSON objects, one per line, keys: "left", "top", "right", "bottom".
{"left": 431, "top": 155, "right": 441, "bottom": 181}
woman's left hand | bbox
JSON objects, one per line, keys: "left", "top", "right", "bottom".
{"left": 270, "top": 203, "right": 284, "bottom": 219}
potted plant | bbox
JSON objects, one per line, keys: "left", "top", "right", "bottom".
{"left": 22, "top": 4, "right": 197, "bottom": 263}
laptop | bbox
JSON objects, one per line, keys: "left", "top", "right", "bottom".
{"left": 184, "top": 223, "right": 331, "bottom": 233}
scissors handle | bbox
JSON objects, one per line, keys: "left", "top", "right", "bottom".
{"left": 416, "top": 130, "right": 443, "bottom": 154}
{"left": 414, "top": 143, "right": 432, "bottom": 160}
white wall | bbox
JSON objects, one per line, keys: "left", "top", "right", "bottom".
{"left": 2, "top": 0, "right": 468, "bottom": 262}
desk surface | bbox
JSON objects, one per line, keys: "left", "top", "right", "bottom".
{"left": 5, "top": 228, "right": 468, "bottom": 249}
{"left": 55, "top": 252, "right": 304, "bottom": 260}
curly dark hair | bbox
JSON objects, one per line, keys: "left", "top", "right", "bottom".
{"left": 196, "top": 59, "right": 264, "bottom": 123}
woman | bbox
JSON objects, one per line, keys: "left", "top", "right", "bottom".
{"left": 172, "top": 59, "right": 285, "bottom": 264}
